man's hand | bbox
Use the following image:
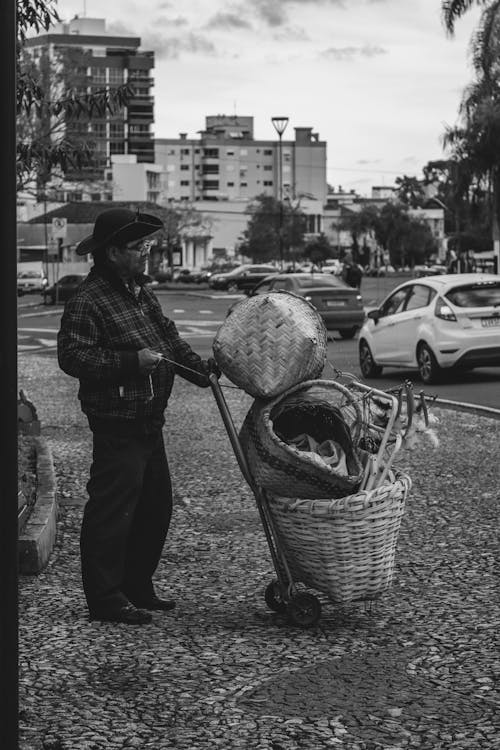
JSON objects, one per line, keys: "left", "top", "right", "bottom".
{"left": 138, "top": 348, "right": 161, "bottom": 375}
{"left": 207, "top": 356, "right": 221, "bottom": 379}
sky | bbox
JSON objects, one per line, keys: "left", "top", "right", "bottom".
{"left": 54, "top": 0, "right": 482, "bottom": 197}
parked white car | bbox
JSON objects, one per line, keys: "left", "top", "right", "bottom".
{"left": 358, "top": 273, "right": 500, "bottom": 384}
{"left": 17, "top": 270, "right": 48, "bottom": 296}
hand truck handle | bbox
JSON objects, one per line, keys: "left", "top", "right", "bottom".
{"left": 209, "top": 373, "right": 256, "bottom": 491}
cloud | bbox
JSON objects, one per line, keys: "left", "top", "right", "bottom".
{"left": 321, "top": 43, "right": 387, "bottom": 60}
{"left": 139, "top": 31, "right": 218, "bottom": 58}
{"left": 246, "top": 0, "right": 346, "bottom": 26}
{"left": 273, "top": 25, "right": 310, "bottom": 41}
{"left": 205, "top": 12, "right": 252, "bottom": 29}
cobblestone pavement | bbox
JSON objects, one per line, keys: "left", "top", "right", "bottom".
{"left": 18, "top": 355, "right": 500, "bottom": 750}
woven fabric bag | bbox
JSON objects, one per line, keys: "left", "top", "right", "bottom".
{"left": 267, "top": 471, "right": 411, "bottom": 604}
{"left": 212, "top": 291, "right": 327, "bottom": 399}
{"left": 239, "top": 380, "right": 365, "bottom": 499}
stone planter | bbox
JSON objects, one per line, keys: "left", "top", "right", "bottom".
{"left": 18, "top": 437, "right": 58, "bottom": 574}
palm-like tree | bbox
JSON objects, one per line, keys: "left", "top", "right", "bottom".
{"left": 443, "top": 1, "right": 500, "bottom": 79}
{"left": 442, "top": 0, "right": 500, "bottom": 267}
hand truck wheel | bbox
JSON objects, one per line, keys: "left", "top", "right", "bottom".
{"left": 287, "top": 592, "right": 322, "bottom": 627}
{"left": 264, "top": 579, "right": 287, "bottom": 614}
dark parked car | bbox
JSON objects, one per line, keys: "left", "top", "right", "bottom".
{"left": 209, "top": 263, "right": 278, "bottom": 292}
{"left": 244, "top": 273, "right": 366, "bottom": 338}
{"left": 173, "top": 268, "right": 204, "bottom": 283}
{"left": 43, "top": 273, "right": 87, "bottom": 305}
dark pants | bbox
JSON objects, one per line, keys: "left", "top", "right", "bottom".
{"left": 80, "top": 429, "right": 172, "bottom": 615}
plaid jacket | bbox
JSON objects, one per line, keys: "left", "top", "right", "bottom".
{"left": 57, "top": 265, "right": 210, "bottom": 427}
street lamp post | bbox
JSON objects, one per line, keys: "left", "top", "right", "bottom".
{"left": 271, "top": 116, "right": 289, "bottom": 269}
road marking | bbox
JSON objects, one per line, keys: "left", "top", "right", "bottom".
{"left": 18, "top": 327, "right": 58, "bottom": 333}
{"left": 175, "top": 320, "right": 224, "bottom": 326}
{"left": 199, "top": 310, "right": 213, "bottom": 314}
{"left": 179, "top": 327, "right": 217, "bottom": 337}
{"left": 38, "top": 338, "right": 57, "bottom": 347}
{"left": 173, "top": 309, "right": 185, "bottom": 313}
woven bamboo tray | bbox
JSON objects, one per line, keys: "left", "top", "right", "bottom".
{"left": 239, "top": 380, "right": 365, "bottom": 498}
{"left": 267, "top": 471, "right": 411, "bottom": 604}
{"left": 212, "top": 292, "right": 327, "bottom": 398}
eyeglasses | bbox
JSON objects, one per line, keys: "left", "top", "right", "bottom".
{"left": 124, "top": 239, "right": 154, "bottom": 254}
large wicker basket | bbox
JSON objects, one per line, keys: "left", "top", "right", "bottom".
{"left": 267, "top": 471, "right": 411, "bottom": 604}
{"left": 239, "top": 380, "right": 365, "bottom": 499}
{"left": 212, "top": 292, "right": 327, "bottom": 399}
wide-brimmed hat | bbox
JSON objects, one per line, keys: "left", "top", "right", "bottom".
{"left": 76, "top": 208, "right": 164, "bottom": 256}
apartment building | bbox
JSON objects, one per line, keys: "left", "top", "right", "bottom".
{"left": 26, "top": 16, "right": 155, "bottom": 187}
{"left": 155, "top": 115, "right": 327, "bottom": 209}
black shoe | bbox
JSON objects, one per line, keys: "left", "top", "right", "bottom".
{"left": 90, "top": 603, "right": 153, "bottom": 624}
{"left": 131, "top": 596, "right": 176, "bottom": 612}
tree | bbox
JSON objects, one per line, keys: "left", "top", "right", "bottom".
{"left": 17, "top": 0, "right": 134, "bottom": 191}
{"left": 338, "top": 204, "right": 380, "bottom": 264}
{"left": 442, "top": 0, "right": 500, "bottom": 266}
{"left": 395, "top": 175, "right": 427, "bottom": 208}
{"left": 303, "top": 233, "right": 334, "bottom": 266}
{"left": 242, "top": 194, "right": 307, "bottom": 263}
{"left": 375, "top": 203, "right": 438, "bottom": 267}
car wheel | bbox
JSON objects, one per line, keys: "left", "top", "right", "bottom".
{"left": 417, "top": 342, "right": 441, "bottom": 384}
{"left": 339, "top": 327, "right": 357, "bottom": 340}
{"left": 227, "top": 282, "right": 239, "bottom": 293}
{"left": 359, "top": 340, "right": 383, "bottom": 378}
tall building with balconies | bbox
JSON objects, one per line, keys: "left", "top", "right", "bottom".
{"left": 155, "top": 115, "right": 327, "bottom": 206}
{"left": 26, "top": 16, "right": 155, "bottom": 184}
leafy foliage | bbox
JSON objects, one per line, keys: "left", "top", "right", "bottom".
{"left": 241, "top": 194, "right": 307, "bottom": 263}
{"left": 17, "top": 0, "right": 134, "bottom": 190}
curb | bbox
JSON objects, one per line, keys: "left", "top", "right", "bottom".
{"left": 19, "top": 436, "right": 58, "bottom": 574}
{"left": 433, "top": 398, "right": 500, "bottom": 421}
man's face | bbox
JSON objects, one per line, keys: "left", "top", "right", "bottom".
{"left": 111, "top": 238, "right": 153, "bottom": 277}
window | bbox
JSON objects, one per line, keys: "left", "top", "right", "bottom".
{"left": 110, "top": 123, "right": 124, "bottom": 137}
{"left": 264, "top": 149, "right": 273, "bottom": 156}
{"left": 202, "top": 164, "right": 219, "bottom": 174}
{"left": 180, "top": 180, "right": 190, "bottom": 186}
{"left": 203, "top": 180, "right": 219, "bottom": 189}
{"left": 180, "top": 164, "right": 190, "bottom": 171}
{"left": 91, "top": 67, "right": 106, "bottom": 83}
{"left": 380, "top": 289, "right": 408, "bottom": 317}
{"left": 240, "top": 149, "right": 248, "bottom": 156}
{"left": 203, "top": 148, "right": 219, "bottom": 158}
{"left": 227, "top": 182, "right": 234, "bottom": 187}
{"left": 405, "top": 284, "right": 434, "bottom": 311}
{"left": 91, "top": 193, "right": 101, "bottom": 201}
{"left": 446, "top": 282, "right": 500, "bottom": 307}
{"left": 263, "top": 165, "right": 272, "bottom": 171}
{"left": 226, "top": 150, "right": 235, "bottom": 156}
{"left": 263, "top": 181, "right": 273, "bottom": 186}
{"left": 240, "top": 182, "right": 248, "bottom": 187}
{"left": 91, "top": 123, "right": 106, "bottom": 137}
{"left": 270, "top": 279, "right": 290, "bottom": 292}
{"left": 108, "top": 68, "right": 124, "bottom": 84}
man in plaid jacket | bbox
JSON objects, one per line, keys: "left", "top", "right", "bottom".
{"left": 58, "top": 207, "right": 216, "bottom": 625}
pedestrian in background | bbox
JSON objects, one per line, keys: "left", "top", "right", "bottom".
{"left": 341, "top": 251, "right": 362, "bottom": 289}
{"left": 58, "top": 207, "right": 217, "bottom": 625}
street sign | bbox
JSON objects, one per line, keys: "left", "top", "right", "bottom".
{"left": 51, "top": 217, "right": 67, "bottom": 239}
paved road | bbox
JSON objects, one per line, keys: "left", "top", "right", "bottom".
{"left": 18, "top": 289, "right": 500, "bottom": 410}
